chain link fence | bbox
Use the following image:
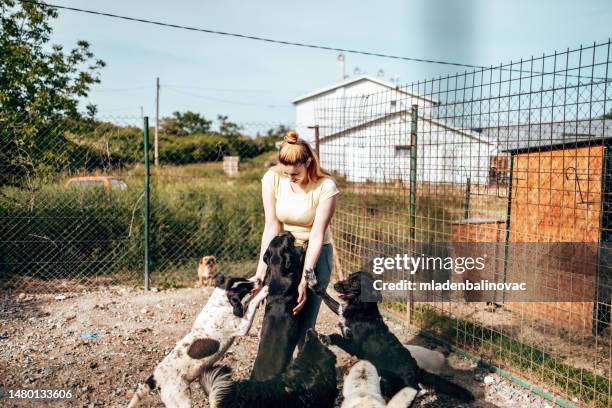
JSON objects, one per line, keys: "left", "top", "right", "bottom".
{"left": 1, "top": 114, "right": 145, "bottom": 292}
{"left": 0, "top": 116, "right": 288, "bottom": 292}
{"left": 313, "top": 41, "right": 611, "bottom": 406}
{"left": 146, "top": 122, "right": 287, "bottom": 288}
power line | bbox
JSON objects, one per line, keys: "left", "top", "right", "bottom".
{"left": 90, "top": 84, "right": 299, "bottom": 94}
{"left": 165, "top": 84, "right": 301, "bottom": 94}
{"left": 90, "top": 85, "right": 153, "bottom": 93}
{"left": 165, "top": 87, "right": 291, "bottom": 108}
{"left": 30, "top": 0, "right": 488, "bottom": 70}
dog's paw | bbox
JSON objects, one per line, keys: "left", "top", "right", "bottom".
{"left": 248, "top": 275, "right": 262, "bottom": 286}
{"left": 252, "top": 285, "right": 269, "bottom": 303}
{"left": 305, "top": 268, "right": 319, "bottom": 291}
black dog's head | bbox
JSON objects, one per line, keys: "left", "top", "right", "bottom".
{"left": 285, "top": 329, "right": 337, "bottom": 391}
{"left": 263, "top": 233, "right": 306, "bottom": 296}
{"left": 215, "top": 275, "right": 261, "bottom": 317}
{"left": 334, "top": 271, "right": 382, "bottom": 303}
{"left": 301, "top": 329, "right": 336, "bottom": 363}
{"left": 263, "top": 232, "right": 305, "bottom": 274}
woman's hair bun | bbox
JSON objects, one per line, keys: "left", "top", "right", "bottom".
{"left": 284, "top": 131, "right": 299, "bottom": 144}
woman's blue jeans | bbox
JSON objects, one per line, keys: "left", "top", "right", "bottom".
{"left": 296, "top": 243, "right": 333, "bottom": 350}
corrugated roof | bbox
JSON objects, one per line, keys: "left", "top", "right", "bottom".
{"left": 479, "top": 119, "right": 612, "bottom": 152}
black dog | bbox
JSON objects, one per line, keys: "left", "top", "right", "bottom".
{"left": 201, "top": 328, "right": 338, "bottom": 408}
{"left": 308, "top": 270, "right": 475, "bottom": 402}
{"left": 250, "top": 232, "right": 306, "bottom": 380}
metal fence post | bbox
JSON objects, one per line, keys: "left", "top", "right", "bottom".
{"left": 464, "top": 176, "right": 471, "bottom": 219}
{"left": 407, "top": 104, "right": 418, "bottom": 324}
{"left": 308, "top": 124, "right": 321, "bottom": 156}
{"left": 143, "top": 116, "right": 151, "bottom": 291}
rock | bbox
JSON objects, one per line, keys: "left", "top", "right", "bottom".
{"left": 18, "top": 293, "right": 26, "bottom": 300}
{"left": 55, "top": 294, "right": 67, "bottom": 301}
{"left": 140, "top": 308, "right": 148, "bottom": 314}
{"left": 483, "top": 375, "right": 496, "bottom": 385}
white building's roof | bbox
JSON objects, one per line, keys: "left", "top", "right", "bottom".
{"left": 292, "top": 75, "right": 439, "bottom": 106}
{"left": 320, "top": 109, "right": 493, "bottom": 145}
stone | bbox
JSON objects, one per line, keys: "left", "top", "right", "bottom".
{"left": 483, "top": 375, "right": 496, "bottom": 385}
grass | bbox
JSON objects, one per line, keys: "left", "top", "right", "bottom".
{"left": 0, "top": 156, "right": 269, "bottom": 282}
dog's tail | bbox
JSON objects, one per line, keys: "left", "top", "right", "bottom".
{"left": 386, "top": 386, "right": 419, "bottom": 408}
{"left": 126, "top": 374, "right": 156, "bottom": 408}
{"left": 200, "top": 365, "right": 234, "bottom": 408}
{"left": 418, "top": 369, "right": 474, "bottom": 402}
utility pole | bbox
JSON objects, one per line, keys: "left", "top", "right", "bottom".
{"left": 140, "top": 106, "right": 144, "bottom": 121}
{"left": 155, "top": 77, "right": 160, "bottom": 166}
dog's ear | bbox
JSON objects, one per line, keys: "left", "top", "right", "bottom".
{"left": 214, "top": 275, "right": 226, "bottom": 288}
{"left": 263, "top": 248, "right": 271, "bottom": 265}
{"left": 359, "top": 273, "right": 382, "bottom": 302}
{"left": 283, "top": 252, "right": 292, "bottom": 269}
{"left": 229, "top": 295, "right": 244, "bottom": 317}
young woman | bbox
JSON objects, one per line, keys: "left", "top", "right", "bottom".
{"left": 254, "top": 130, "right": 339, "bottom": 347}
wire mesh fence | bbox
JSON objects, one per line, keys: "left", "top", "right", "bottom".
{"left": 0, "top": 114, "right": 146, "bottom": 292}
{"left": 0, "top": 116, "right": 288, "bottom": 292}
{"left": 312, "top": 40, "right": 611, "bottom": 406}
{"left": 145, "top": 122, "right": 288, "bottom": 288}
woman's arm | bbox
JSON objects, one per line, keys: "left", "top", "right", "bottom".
{"left": 255, "top": 184, "right": 282, "bottom": 282}
{"left": 292, "top": 194, "right": 337, "bottom": 315}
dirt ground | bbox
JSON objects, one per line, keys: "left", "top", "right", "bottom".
{"left": 1, "top": 286, "right": 558, "bottom": 408}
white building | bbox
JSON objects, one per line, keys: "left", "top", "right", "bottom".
{"left": 292, "top": 56, "right": 496, "bottom": 185}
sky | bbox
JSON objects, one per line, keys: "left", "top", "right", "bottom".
{"left": 45, "top": 0, "right": 612, "bottom": 130}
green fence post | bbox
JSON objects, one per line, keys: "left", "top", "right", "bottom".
{"left": 464, "top": 176, "right": 471, "bottom": 219}
{"left": 143, "top": 116, "right": 151, "bottom": 291}
{"left": 408, "top": 104, "right": 418, "bottom": 324}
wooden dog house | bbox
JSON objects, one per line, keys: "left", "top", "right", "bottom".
{"left": 452, "top": 132, "right": 612, "bottom": 334}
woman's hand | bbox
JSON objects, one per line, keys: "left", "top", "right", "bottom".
{"left": 293, "top": 279, "right": 307, "bottom": 315}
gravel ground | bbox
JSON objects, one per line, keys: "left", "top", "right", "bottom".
{"left": 0, "top": 287, "right": 560, "bottom": 407}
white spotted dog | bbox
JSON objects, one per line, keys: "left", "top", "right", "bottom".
{"left": 127, "top": 275, "right": 268, "bottom": 408}
{"left": 341, "top": 360, "right": 418, "bottom": 408}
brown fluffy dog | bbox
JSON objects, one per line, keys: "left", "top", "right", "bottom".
{"left": 198, "top": 255, "right": 217, "bottom": 287}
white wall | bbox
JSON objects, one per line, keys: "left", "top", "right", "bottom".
{"left": 319, "top": 114, "right": 496, "bottom": 185}
{"left": 295, "top": 77, "right": 435, "bottom": 145}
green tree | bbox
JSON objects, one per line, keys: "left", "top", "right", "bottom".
{"left": 217, "top": 114, "right": 242, "bottom": 137}
{"left": 0, "top": 0, "right": 105, "bottom": 185}
{"left": 254, "top": 124, "right": 288, "bottom": 150}
{"left": 160, "top": 111, "right": 212, "bottom": 136}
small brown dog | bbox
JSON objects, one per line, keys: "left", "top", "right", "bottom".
{"left": 198, "top": 255, "right": 217, "bottom": 286}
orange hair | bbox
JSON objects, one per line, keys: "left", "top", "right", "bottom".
{"left": 278, "top": 131, "right": 330, "bottom": 183}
